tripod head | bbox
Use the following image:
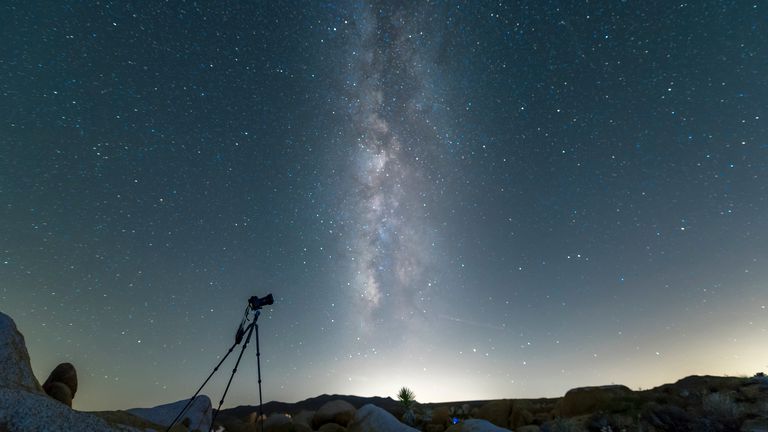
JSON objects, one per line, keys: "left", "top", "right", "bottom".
{"left": 248, "top": 293, "right": 274, "bottom": 310}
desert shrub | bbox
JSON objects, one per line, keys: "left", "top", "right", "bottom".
{"left": 398, "top": 387, "right": 416, "bottom": 410}
{"left": 397, "top": 387, "right": 417, "bottom": 426}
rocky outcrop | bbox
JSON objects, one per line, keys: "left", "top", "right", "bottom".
{"left": 476, "top": 400, "right": 512, "bottom": 428}
{"left": 127, "top": 395, "right": 212, "bottom": 431}
{"left": 0, "top": 312, "right": 42, "bottom": 393}
{"left": 556, "top": 385, "right": 633, "bottom": 417}
{"left": 347, "top": 404, "right": 419, "bottom": 432}
{"left": 430, "top": 406, "right": 452, "bottom": 427}
{"left": 313, "top": 399, "right": 357, "bottom": 429}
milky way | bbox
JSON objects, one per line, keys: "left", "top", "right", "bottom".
{"left": 343, "top": 4, "right": 436, "bottom": 330}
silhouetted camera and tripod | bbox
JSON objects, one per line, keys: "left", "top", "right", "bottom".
{"left": 166, "top": 294, "right": 274, "bottom": 432}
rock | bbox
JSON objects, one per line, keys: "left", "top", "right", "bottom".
{"left": 44, "top": 381, "right": 73, "bottom": 407}
{"left": 516, "top": 426, "right": 540, "bottom": 432}
{"left": 91, "top": 410, "right": 188, "bottom": 431}
{"left": 318, "top": 423, "right": 347, "bottom": 432}
{"left": 313, "top": 400, "right": 357, "bottom": 429}
{"left": 127, "top": 394, "right": 212, "bottom": 431}
{"left": 445, "top": 419, "right": 511, "bottom": 432}
{"left": 255, "top": 413, "right": 311, "bottom": 432}
{"left": 430, "top": 406, "right": 452, "bottom": 426}
{"left": 42, "top": 363, "right": 78, "bottom": 406}
{"left": 0, "top": 312, "right": 42, "bottom": 393}
{"left": 509, "top": 408, "right": 533, "bottom": 429}
{"left": 669, "top": 375, "right": 746, "bottom": 396}
{"left": 0, "top": 387, "right": 121, "bottom": 431}
{"left": 477, "top": 400, "right": 512, "bottom": 428}
{"left": 557, "top": 385, "right": 633, "bottom": 417}
{"left": 43, "top": 363, "right": 78, "bottom": 396}
{"left": 347, "top": 404, "right": 419, "bottom": 432}
{"left": 293, "top": 410, "right": 315, "bottom": 429}
{"left": 642, "top": 403, "right": 695, "bottom": 432}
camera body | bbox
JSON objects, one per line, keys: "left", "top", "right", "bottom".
{"left": 249, "top": 293, "right": 274, "bottom": 310}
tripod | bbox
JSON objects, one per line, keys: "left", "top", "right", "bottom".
{"left": 166, "top": 295, "right": 271, "bottom": 432}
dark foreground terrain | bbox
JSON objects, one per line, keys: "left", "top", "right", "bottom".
{"left": 216, "top": 374, "right": 768, "bottom": 432}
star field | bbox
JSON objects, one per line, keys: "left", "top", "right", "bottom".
{"left": 1, "top": 1, "right": 767, "bottom": 411}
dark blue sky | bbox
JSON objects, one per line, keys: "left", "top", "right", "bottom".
{"left": 1, "top": 1, "right": 766, "bottom": 410}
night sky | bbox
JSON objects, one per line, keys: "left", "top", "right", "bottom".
{"left": 2, "top": 1, "right": 767, "bottom": 412}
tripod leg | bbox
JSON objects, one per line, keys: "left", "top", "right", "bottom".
{"left": 255, "top": 323, "right": 264, "bottom": 432}
{"left": 165, "top": 340, "right": 239, "bottom": 432}
{"left": 209, "top": 322, "right": 255, "bottom": 432}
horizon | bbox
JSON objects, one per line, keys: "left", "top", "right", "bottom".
{"left": 3, "top": 0, "right": 767, "bottom": 412}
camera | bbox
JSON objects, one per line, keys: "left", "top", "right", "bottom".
{"left": 249, "top": 293, "right": 274, "bottom": 310}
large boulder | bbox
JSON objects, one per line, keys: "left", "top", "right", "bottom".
{"left": 556, "top": 385, "right": 633, "bottom": 417}
{"left": 476, "top": 400, "right": 512, "bottom": 428}
{"left": 313, "top": 400, "right": 357, "bottom": 429}
{"left": 445, "top": 419, "right": 511, "bottom": 432}
{"left": 0, "top": 312, "right": 42, "bottom": 393}
{"left": 430, "top": 406, "right": 452, "bottom": 427}
{"left": 347, "top": 404, "right": 419, "bottom": 432}
{"left": 42, "top": 363, "right": 78, "bottom": 406}
{"left": 509, "top": 407, "right": 534, "bottom": 429}
{"left": 127, "top": 395, "right": 212, "bottom": 431}
{"left": 293, "top": 410, "right": 315, "bottom": 429}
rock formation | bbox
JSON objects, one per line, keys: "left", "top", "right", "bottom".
{"left": 313, "top": 399, "right": 357, "bottom": 429}
{"left": 127, "top": 395, "right": 212, "bottom": 431}
{"left": 0, "top": 312, "right": 42, "bottom": 393}
{"left": 42, "top": 362, "right": 78, "bottom": 406}
{"left": 347, "top": 404, "right": 419, "bottom": 432}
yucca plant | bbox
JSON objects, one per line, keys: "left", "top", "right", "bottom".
{"left": 397, "top": 387, "right": 417, "bottom": 425}
{"left": 398, "top": 387, "right": 415, "bottom": 409}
